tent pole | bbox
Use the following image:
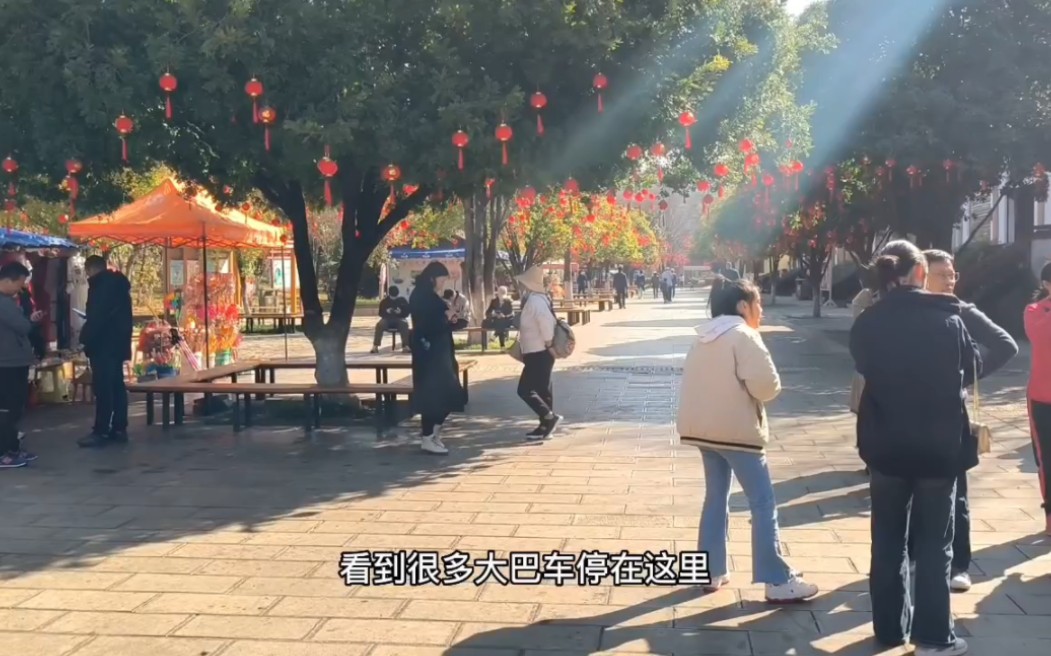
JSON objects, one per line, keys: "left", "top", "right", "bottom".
{"left": 283, "top": 248, "right": 289, "bottom": 360}
{"left": 202, "top": 237, "right": 210, "bottom": 368}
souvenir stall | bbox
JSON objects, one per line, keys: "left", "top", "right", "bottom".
{"left": 0, "top": 228, "right": 81, "bottom": 403}
{"left": 68, "top": 178, "right": 287, "bottom": 372}
{"left": 385, "top": 246, "right": 467, "bottom": 298}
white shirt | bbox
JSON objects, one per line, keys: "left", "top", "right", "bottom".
{"left": 518, "top": 292, "right": 557, "bottom": 354}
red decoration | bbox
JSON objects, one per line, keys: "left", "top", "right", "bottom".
{"left": 622, "top": 190, "right": 633, "bottom": 201}
{"left": 245, "top": 78, "right": 264, "bottom": 123}
{"left": 530, "top": 92, "right": 548, "bottom": 136}
{"left": 65, "top": 158, "right": 82, "bottom": 216}
{"left": 745, "top": 152, "right": 761, "bottom": 185}
{"left": 906, "top": 164, "right": 922, "bottom": 188}
{"left": 739, "top": 139, "right": 754, "bottom": 153}
{"left": 585, "top": 214, "right": 596, "bottom": 223}
{"left": 702, "top": 193, "right": 715, "bottom": 216}
{"left": 713, "top": 164, "right": 730, "bottom": 197}
{"left": 382, "top": 164, "right": 402, "bottom": 201}
{"left": 943, "top": 159, "right": 954, "bottom": 182}
{"left": 58, "top": 214, "right": 69, "bottom": 225}
{"left": 159, "top": 72, "right": 178, "bottom": 120}
{"left": 451, "top": 130, "right": 469, "bottom": 170}
{"left": 114, "top": 115, "right": 135, "bottom": 162}
{"left": 679, "top": 111, "right": 697, "bottom": 150}
{"left": 762, "top": 173, "right": 775, "bottom": 187}
{"left": 593, "top": 73, "right": 608, "bottom": 113}
{"left": 658, "top": 199, "right": 669, "bottom": 211}
{"left": 697, "top": 180, "right": 711, "bottom": 193}
{"left": 495, "top": 123, "right": 513, "bottom": 166}
{"left": 564, "top": 178, "right": 580, "bottom": 195}
{"left": 317, "top": 146, "right": 339, "bottom": 207}
{"left": 606, "top": 192, "right": 617, "bottom": 205}
{"left": 625, "top": 145, "right": 643, "bottom": 161}
{"left": 258, "top": 106, "right": 277, "bottom": 151}
{"left": 2, "top": 155, "right": 18, "bottom": 198}
{"left": 885, "top": 158, "right": 896, "bottom": 181}
{"left": 650, "top": 143, "right": 667, "bottom": 182}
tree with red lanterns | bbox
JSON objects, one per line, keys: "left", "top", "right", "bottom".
{"left": 0, "top": 0, "right": 824, "bottom": 384}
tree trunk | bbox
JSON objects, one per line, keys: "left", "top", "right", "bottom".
{"left": 810, "top": 269, "right": 823, "bottom": 318}
{"left": 463, "top": 194, "right": 486, "bottom": 342}
{"left": 308, "top": 322, "right": 352, "bottom": 387}
{"left": 483, "top": 196, "right": 499, "bottom": 299}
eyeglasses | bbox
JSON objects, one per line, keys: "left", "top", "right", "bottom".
{"left": 940, "top": 271, "right": 960, "bottom": 281}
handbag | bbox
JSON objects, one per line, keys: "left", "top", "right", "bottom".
{"left": 546, "top": 298, "right": 576, "bottom": 359}
{"left": 970, "top": 358, "right": 992, "bottom": 455}
{"left": 507, "top": 339, "right": 524, "bottom": 362}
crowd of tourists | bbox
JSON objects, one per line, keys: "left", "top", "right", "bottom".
{"left": 676, "top": 239, "right": 1051, "bottom": 656}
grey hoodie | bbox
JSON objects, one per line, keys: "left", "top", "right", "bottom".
{"left": 0, "top": 292, "right": 34, "bottom": 368}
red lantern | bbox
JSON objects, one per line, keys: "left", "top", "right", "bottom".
{"left": 2, "top": 155, "right": 18, "bottom": 198}
{"left": 245, "top": 78, "right": 264, "bottom": 123}
{"left": 622, "top": 190, "right": 633, "bottom": 201}
{"left": 791, "top": 160, "right": 804, "bottom": 174}
{"left": 593, "top": 73, "right": 608, "bottom": 113}
{"left": 258, "top": 106, "right": 277, "bottom": 151}
{"left": 382, "top": 163, "right": 402, "bottom": 201}
{"left": 697, "top": 180, "right": 711, "bottom": 193}
{"left": 521, "top": 186, "right": 537, "bottom": 204}
{"left": 65, "top": 158, "right": 82, "bottom": 216}
{"left": 885, "top": 158, "right": 897, "bottom": 181}
{"left": 495, "top": 123, "right": 513, "bottom": 166}
{"left": 585, "top": 214, "right": 596, "bottom": 223}
{"left": 114, "top": 115, "right": 134, "bottom": 162}
{"left": 564, "top": 178, "right": 580, "bottom": 195}
{"left": 943, "top": 158, "right": 954, "bottom": 183}
{"left": 634, "top": 192, "right": 644, "bottom": 203}
{"left": 159, "top": 72, "right": 178, "bottom": 120}
{"left": 702, "top": 193, "right": 715, "bottom": 216}
{"left": 714, "top": 163, "right": 730, "bottom": 178}
{"left": 739, "top": 139, "right": 754, "bottom": 153}
{"left": 606, "top": 192, "right": 616, "bottom": 205}
{"left": 530, "top": 92, "right": 548, "bottom": 136}
{"left": 58, "top": 214, "right": 69, "bottom": 225}
{"left": 625, "top": 145, "right": 643, "bottom": 162}
{"left": 650, "top": 143, "right": 667, "bottom": 182}
{"left": 317, "top": 146, "right": 339, "bottom": 207}
{"left": 762, "top": 173, "right": 775, "bottom": 187}
{"left": 451, "top": 130, "right": 470, "bottom": 171}
{"left": 906, "top": 164, "right": 922, "bottom": 188}
{"left": 679, "top": 111, "right": 697, "bottom": 150}
{"left": 658, "top": 199, "right": 669, "bottom": 211}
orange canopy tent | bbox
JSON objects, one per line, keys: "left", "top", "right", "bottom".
{"left": 68, "top": 178, "right": 296, "bottom": 365}
{"left": 68, "top": 178, "right": 286, "bottom": 249}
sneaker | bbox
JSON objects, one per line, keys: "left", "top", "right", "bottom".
{"left": 0, "top": 453, "right": 28, "bottom": 469}
{"left": 17, "top": 431, "right": 25, "bottom": 442}
{"left": 420, "top": 434, "right": 448, "bottom": 455}
{"left": 765, "top": 576, "right": 819, "bottom": 603}
{"left": 950, "top": 571, "right": 972, "bottom": 592}
{"left": 915, "top": 637, "right": 968, "bottom": 656}
{"left": 433, "top": 424, "right": 446, "bottom": 450}
{"left": 18, "top": 450, "right": 38, "bottom": 462}
{"left": 1045, "top": 514, "right": 1051, "bottom": 536}
{"left": 525, "top": 424, "right": 545, "bottom": 437}
{"left": 527, "top": 414, "right": 562, "bottom": 441}
{"left": 77, "top": 433, "right": 109, "bottom": 448}
{"left": 370, "top": 347, "right": 380, "bottom": 354}
{"left": 108, "top": 430, "right": 129, "bottom": 444}
{"left": 703, "top": 574, "right": 730, "bottom": 593}
{"left": 401, "top": 346, "right": 411, "bottom": 353}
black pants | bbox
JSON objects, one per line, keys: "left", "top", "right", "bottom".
{"left": 1028, "top": 399, "right": 1051, "bottom": 515}
{"left": 907, "top": 473, "right": 970, "bottom": 573}
{"left": 373, "top": 318, "right": 410, "bottom": 348}
{"left": 0, "top": 366, "right": 29, "bottom": 454}
{"left": 421, "top": 412, "right": 449, "bottom": 436}
{"left": 450, "top": 319, "right": 468, "bottom": 330}
{"left": 661, "top": 284, "right": 672, "bottom": 302}
{"left": 90, "top": 356, "right": 128, "bottom": 435}
{"left": 614, "top": 290, "right": 626, "bottom": 309}
{"left": 518, "top": 350, "right": 554, "bottom": 418}
{"left": 652, "top": 285, "right": 659, "bottom": 299}
{"left": 869, "top": 470, "right": 957, "bottom": 648}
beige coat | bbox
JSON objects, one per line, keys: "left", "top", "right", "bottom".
{"left": 849, "top": 288, "right": 877, "bottom": 414}
{"left": 676, "top": 316, "right": 781, "bottom": 453}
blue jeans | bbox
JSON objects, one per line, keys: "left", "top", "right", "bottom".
{"left": 697, "top": 448, "right": 792, "bottom": 585}
{"left": 869, "top": 470, "right": 957, "bottom": 648}
{"left": 907, "top": 473, "right": 970, "bottom": 574}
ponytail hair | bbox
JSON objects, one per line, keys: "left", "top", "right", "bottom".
{"left": 873, "top": 240, "right": 926, "bottom": 295}
{"left": 1037, "top": 262, "right": 1051, "bottom": 300}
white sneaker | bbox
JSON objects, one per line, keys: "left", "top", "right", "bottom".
{"left": 369, "top": 347, "right": 379, "bottom": 354}
{"left": 703, "top": 574, "right": 730, "bottom": 593}
{"left": 915, "top": 637, "right": 968, "bottom": 656}
{"left": 949, "top": 571, "right": 972, "bottom": 592}
{"left": 433, "top": 424, "right": 446, "bottom": 450}
{"left": 420, "top": 434, "right": 448, "bottom": 455}
{"left": 765, "top": 576, "right": 819, "bottom": 603}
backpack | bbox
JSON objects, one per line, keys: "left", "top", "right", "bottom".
{"left": 546, "top": 298, "right": 576, "bottom": 358}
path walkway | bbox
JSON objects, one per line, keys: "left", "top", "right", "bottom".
{"left": 2, "top": 290, "right": 1048, "bottom": 656}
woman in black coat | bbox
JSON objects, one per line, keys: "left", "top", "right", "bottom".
{"left": 409, "top": 262, "right": 464, "bottom": 455}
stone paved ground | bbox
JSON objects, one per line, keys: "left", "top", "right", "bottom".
{"left": 2, "top": 289, "right": 1049, "bottom": 656}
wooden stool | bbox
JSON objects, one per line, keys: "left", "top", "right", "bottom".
{"left": 72, "top": 366, "right": 93, "bottom": 403}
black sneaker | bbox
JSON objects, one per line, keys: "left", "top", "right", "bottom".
{"left": 528, "top": 415, "right": 562, "bottom": 441}
{"left": 108, "top": 430, "right": 129, "bottom": 444}
{"left": 77, "top": 433, "right": 109, "bottom": 448}
{"left": 526, "top": 424, "right": 545, "bottom": 437}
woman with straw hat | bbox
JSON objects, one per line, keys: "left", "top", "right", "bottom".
{"left": 409, "top": 262, "right": 464, "bottom": 455}
{"left": 515, "top": 266, "right": 561, "bottom": 440}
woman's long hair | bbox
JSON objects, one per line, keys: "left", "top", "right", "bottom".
{"left": 1037, "top": 262, "right": 1051, "bottom": 301}
{"left": 874, "top": 240, "right": 926, "bottom": 295}
{"left": 415, "top": 262, "right": 450, "bottom": 292}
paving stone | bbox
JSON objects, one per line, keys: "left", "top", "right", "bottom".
{"left": 140, "top": 592, "right": 278, "bottom": 615}
{"left": 312, "top": 618, "right": 457, "bottom": 644}
{"left": 222, "top": 642, "right": 370, "bottom": 656}
{"left": 175, "top": 615, "right": 319, "bottom": 640}
{"left": 42, "top": 610, "right": 190, "bottom": 636}
{"left": 18, "top": 590, "right": 156, "bottom": 612}
{"left": 0, "top": 631, "right": 88, "bottom": 655}
{"left": 0, "top": 608, "right": 66, "bottom": 631}
{"left": 66, "top": 636, "right": 226, "bottom": 656}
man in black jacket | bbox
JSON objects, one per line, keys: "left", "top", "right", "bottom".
{"left": 612, "top": 267, "right": 628, "bottom": 309}
{"left": 850, "top": 242, "right": 978, "bottom": 655}
{"left": 78, "top": 255, "right": 133, "bottom": 448}
{"left": 371, "top": 286, "right": 411, "bottom": 354}
{"left": 913, "top": 250, "right": 1019, "bottom": 592}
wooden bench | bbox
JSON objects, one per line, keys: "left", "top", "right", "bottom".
{"left": 457, "top": 326, "right": 517, "bottom": 353}
{"left": 243, "top": 311, "right": 303, "bottom": 333}
{"left": 554, "top": 307, "right": 591, "bottom": 326}
{"left": 128, "top": 361, "right": 262, "bottom": 427}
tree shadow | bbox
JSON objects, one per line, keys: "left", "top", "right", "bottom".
{"left": 439, "top": 533, "right": 1051, "bottom": 655}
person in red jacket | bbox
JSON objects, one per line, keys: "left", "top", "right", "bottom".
{"left": 1024, "top": 262, "right": 1051, "bottom": 536}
